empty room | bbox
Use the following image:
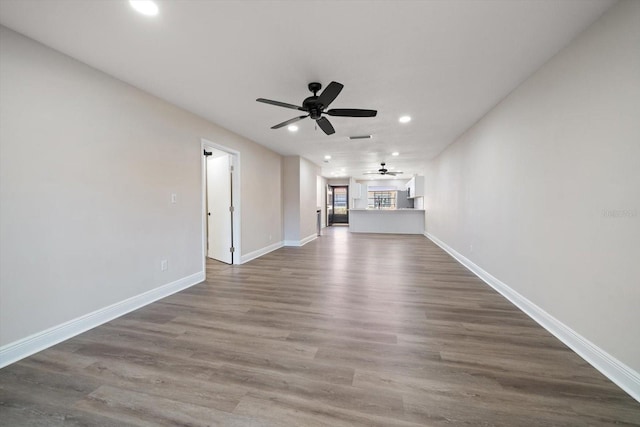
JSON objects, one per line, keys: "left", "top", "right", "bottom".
{"left": 0, "top": 0, "right": 638, "bottom": 425}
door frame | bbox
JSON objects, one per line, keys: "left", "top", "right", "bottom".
{"left": 205, "top": 151, "right": 233, "bottom": 264}
{"left": 201, "top": 139, "right": 241, "bottom": 268}
{"left": 326, "top": 184, "right": 333, "bottom": 226}
{"left": 330, "top": 185, "right": 349, "bottom": 224}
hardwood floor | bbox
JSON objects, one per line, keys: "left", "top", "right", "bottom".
{"left": 1, "top": 227, "right": 639, "bottom": 426}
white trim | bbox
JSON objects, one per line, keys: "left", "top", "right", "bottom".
{"left": 284, "top": 233, "right": 318, "bottom": 247}
{"left": 201, "top": 139, "right": 241, "bottom": 266}
{"left": 240, "top": 241, "right": 284, "bottom": 264}
{"left": 0, "top": 271, "right": 204, "bottom": 368}
{"left": 424, "top": 232, "right": 640, "bottom": 402}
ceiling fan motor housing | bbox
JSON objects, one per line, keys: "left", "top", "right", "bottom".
{"left": 303, "top": 97, "right": 323, "bottom": 119}
{"left": 304, "top": 83, "right": 324, "bottom": 119}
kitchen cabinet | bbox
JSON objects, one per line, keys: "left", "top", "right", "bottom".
{"left": 406, "top": 176, "right": 424, "bottom": 198}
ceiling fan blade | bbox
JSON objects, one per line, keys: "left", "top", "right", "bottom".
{"left": 316, "top": 117, "right": 335, "bottom": 135}
{"left": 257, "top": 98, "right": 306, "bottom": 111}
{"left": 326, "top": 108, "right": 377, "bottom": 117}
{"left": 317, "top": 81, "right": 343, "bottom": 108}
{"left": 271, "top": 115, "right": 308, "bottom": 129}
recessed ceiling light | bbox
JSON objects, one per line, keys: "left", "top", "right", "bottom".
{"left": 392, "top": 152, "right": 399, "bottom": 156}
{"left": 287, "top": 125, "right": 298, "bottom": 132}
{"left": 324, "top": 155, "right": 332, "bottom": 160}
{"left": 130, "top": 0, "right": 159, "bottom": 16}
{"left": 399, "top": 116, "right": 411, "bottom": 123}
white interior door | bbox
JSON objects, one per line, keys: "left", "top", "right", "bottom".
{"left": 206, "top": 152, "right": 233, "bottom": 264}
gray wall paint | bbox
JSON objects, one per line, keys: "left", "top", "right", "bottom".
{"left": 0, "top": 27, "right": 283, "bottom": 346}
{"left": 424, "top": 1, "right": 640, "bottom": 371}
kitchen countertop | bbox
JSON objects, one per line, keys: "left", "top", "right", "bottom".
{"left": 350, "top": 208, "right": 425, "bottom": 234}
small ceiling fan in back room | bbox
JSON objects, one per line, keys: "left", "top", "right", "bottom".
{"left": 364, "top": 162, "right": 404, "bottom": 176}
{"left": 256, "top": 81, "right": 377, "bottom": 135}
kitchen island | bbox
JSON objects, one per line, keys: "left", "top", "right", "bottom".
{"left": 349, "top": 209, "right": 425, "bottom": 234}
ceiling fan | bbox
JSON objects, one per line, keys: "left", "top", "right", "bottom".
{"left": 256, "top": 81, "right": 377, "bottom": 135}
{"left": 364, "top": 162, "right": 404, "bottom": 176}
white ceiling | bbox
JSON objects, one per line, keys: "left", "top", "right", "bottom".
{"left": 0, "top": 0, "right": 614, "bottom": 180}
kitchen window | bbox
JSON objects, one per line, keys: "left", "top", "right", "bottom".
{"left": 368, "top": 190, "right": 397, "bottom": 209}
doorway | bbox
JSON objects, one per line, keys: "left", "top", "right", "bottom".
{"left": 202, "top": 140, "right": 241, "bottom": 270}
{"left": 205, "top": 148, "right": 232, "bottom": 264}
{"left": 328, "top": 185, "right": 349, "bottom": 225}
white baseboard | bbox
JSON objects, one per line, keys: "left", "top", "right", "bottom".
{"left": 0, "top": 271, "right": 205, "bottom": 368}
{"left": 240, "top": 241, "right": 284, "bottom": 264}
{"left": 300, "top": 233, "right": 318, "bottom": 246}
{"left": 425, "top": 232, "right": 640, "bottom": 402}
{"left": 284, "top": 233, "right": 317, "bottom": 247}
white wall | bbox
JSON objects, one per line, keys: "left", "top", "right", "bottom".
{"left": 358, "top": 178, "right": 409, "bottom": 188}
{"left": 424, "top": 0, "right": 640, "bottom": 376}
{"left": 283, "top": 156, "right": 301, "bottom": 242}
{"left": 326, "top": 178, "right": 349, "bottom": 186}
{"left": 300, "top": 157, "right": 320, "bottom": 240}
{"left": 283, "top": 156, "right": 319, "bottom": 244}
{"left": 0, "top": 27, "right": 283, "bottom": 349}
{"left": 316, "top": 176, "right": 327, "bottom": 229}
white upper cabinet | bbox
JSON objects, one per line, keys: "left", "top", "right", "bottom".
{"left": 406, "top": 176, "right": 424, "bottom": 198}
{"left": 352, "top": 183, "right": 362, "bottom": 199}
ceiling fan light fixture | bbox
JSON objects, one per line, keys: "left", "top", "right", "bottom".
{"left": 399, "top": 115, "right": 412, "bottom": 123}
{"left": 129, "top": 0, "right": 159, "bottom": 16}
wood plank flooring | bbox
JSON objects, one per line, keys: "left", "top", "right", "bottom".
{"left": 1, "top": 227, "right": 639, "bottom": 426}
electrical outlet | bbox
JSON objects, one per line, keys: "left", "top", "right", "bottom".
{"left": 161, "top": 259, "right": 168, "bottom": 271}
{"left": 171, "top": 193, "right": 177, "bottom": 204}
